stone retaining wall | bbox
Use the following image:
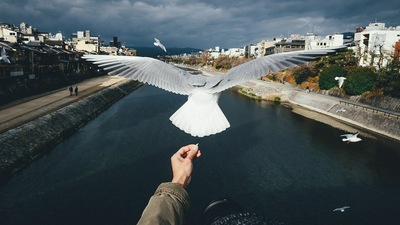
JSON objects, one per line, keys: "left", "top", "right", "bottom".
{"left": 0, "top": 80, "right": 142, "bottom": 181}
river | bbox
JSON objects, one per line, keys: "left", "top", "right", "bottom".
{"left": 0, "top": 85, "right": 399, "bottom": 225}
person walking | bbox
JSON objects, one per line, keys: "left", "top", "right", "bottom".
{"left": 74, "top": 86, "right": 78, "bottom": 96}
{"left": 69, "top": 86, "right": 73, "bottom": 96}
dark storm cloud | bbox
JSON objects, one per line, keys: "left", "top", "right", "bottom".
{"left": 1, "top": 0, "right": 399, "bottom": 49}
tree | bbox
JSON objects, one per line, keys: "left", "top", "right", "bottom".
{"left": 315, "top": 49, "right": 358, "bottom": 71}
{"left": 292, "top": 64, "right": 316, "bottom": 84}
{"left": 344, "top": 67, "right": 377, "bottom": 95}
{"left": 319, "top": 65, "right": 346, "bottom": 90}
{"left": 214, "top": 55, "right": 232, "bottom": 70}
{"left": 377, "top": 60, "right": 400, "bottom": 98}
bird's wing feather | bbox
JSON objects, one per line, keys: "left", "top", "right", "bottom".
{"left": 82, "top": 55, "right": 192, "bottom": 95}
{"left": 209, "top": 46, "right": 346, "bottom": 93}
{"left": 340, "top": 134, "right": 353, "bottom": 138}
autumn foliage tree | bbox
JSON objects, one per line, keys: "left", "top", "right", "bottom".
{"left": 292, "top": 64, "right": 317, "bottom": 84}
{"left": 213, "top": 56, "right": 250, "bottom": 71}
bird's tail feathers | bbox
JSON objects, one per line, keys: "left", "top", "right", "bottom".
{"left": 169, "top": 93, "right": 230, "bottom": 137}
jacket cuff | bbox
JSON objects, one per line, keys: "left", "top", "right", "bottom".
{"left": 155, "top": 182, "right": 190, "bottom": 210}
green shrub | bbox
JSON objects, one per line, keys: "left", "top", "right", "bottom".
{"left": 319, "top": 65, "right": 346, "bottom": 90}
{"left": 344, "top": 67, "right": 377, "bottom": 95}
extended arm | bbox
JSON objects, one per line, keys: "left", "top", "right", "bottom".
{"left": 137, "top": 144, "right": 201, "bottom": 225}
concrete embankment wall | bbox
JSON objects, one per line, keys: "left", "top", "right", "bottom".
{"left": 286, "top": 91, "right": 400, "bottom": 140}
{"left": 0, "top": 80, "right": 142, "bottom": 181}
{"left": 239, "top": 81, "right": 400, "bottom": 141}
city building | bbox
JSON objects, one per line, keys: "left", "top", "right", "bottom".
{"left": 245, "top": 44, "right": 259, "bottom": 58}
{"left": 274, "top": 38, "right": 305, "bottom": 53}
{"left": 257, "top": 40, "right": 276, "bottom": 57}
{"left": 70, "top": 30, "right": 100, "bottom": 53}
{"left": 0, "top": 23, "right": 18, "bottom": 43}
{"left": 224, "top": 47, "right": 245, "bottom": 57}
{"left": 207, "top": 46, "right": 222, "bottom": 58}
{"left": 354, "top": 22, "right": 400, "bottom": 69}
{"left": 305, "top": 33, "right": 345, "bottom": 50}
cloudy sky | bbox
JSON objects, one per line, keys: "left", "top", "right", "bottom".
{"left": 1, "top": 0, "right": 399, "bottom": 49}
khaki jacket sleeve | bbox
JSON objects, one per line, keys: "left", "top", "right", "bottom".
{"left": 137, "top": 182, "right": 190, "bottom": 225}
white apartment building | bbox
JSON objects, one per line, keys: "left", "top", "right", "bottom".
{"left": 0, "top": 26, "right": 18, "bottom": 43}
{"left": 224, "top": 48, "right": 245, "bottom": 57}
{"left": 354, "top": 22, "right": 400, "bottom": 68}
{"left": 207, "top": 46, "right": 222, "bottom": 58}
{"left": 247, "top": 44, "right": 260, "bottom": 58}
{"left": 305, "top": 33, "right": 344, "bottom": 50}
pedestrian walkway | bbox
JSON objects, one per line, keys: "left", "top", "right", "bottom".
{"left": 0, "top": 75, "right": 127, "bottom": 134}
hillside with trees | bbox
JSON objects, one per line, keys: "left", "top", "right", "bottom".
{"left": 175, "top": 48, "right": 400, "bottom": 111}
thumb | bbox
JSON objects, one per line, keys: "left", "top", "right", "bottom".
{"left": 186, "top": 144, "right": 199, "bottom": 160}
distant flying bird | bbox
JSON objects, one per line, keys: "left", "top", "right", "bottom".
{"left": 340, "top": 132, "right": 362, "bottom": 143}
{"left": 333, "top": 206, "right": 350, "bottom": 212}
{"left": 154, "top": 38, "right": 167, "bottom": 53}
{"left": 336, "top": 107, "right": 346, "bottom": 113}
{"left": 335, "top": 76, "right": 346, "bottom": 88}
{"left": 0, "top": 47, "right": 11, "bottom": 64}
{"left": 83, "top": 45, "right": 346, "bottom": 137}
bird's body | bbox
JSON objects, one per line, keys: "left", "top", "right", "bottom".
{"left": 154, "top": 38, "right": 167, "bottom": 53}
{"left": 335, "top": 76, "right": 346, "bottom": 88}
{"left": 83, "top": 45, "right": 346, "bottom": 137}
{"left": 0, "top": 47, "right": 11, "bottom": 64}
{"left": 340, "top": 132, "right": 362, "bottom": 143}
{"left": 333, "top": 206, "right": 350, "bottom": 212}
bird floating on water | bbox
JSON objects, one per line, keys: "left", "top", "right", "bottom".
{"left": 154, "top": 38, "right": 167, "bottom": 53}
{"left": 0, "top": 47, "right": 11, "bottom": 64}
{"left": 333, "top": 206, "right": 350, "bottom": 212}
{"left": 340, "top": 132, "right": 362, "bottom": 143}
{"left": 335, "top": 76, "right": 346, "bottom": 88}
{"left": 83, "top": 45, "right": 346, "bottom": 137}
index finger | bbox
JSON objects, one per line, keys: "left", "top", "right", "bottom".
{"left": 185, "top": 144, "right": 200, "bottom": 160}
{"left": 175, "top": 145, "right": 191, "bottom": 157}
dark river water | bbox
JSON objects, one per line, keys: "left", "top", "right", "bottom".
{"left": 1, "top": 85, "right": 400, "bottom": 225}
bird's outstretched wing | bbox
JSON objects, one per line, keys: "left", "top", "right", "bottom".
{"left": 209, "top": 46, "right": 347, "bottom": 93}
{"left": 340, "top": 134, "right": 354, "bottom": 138}
{"left": 82, "top": 55, "right": 193, "bottom": 95}
{"left": 340, "top": 132, "right": 359, "bottom": 138}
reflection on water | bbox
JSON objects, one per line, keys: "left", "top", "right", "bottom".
{"left": 0, "top": 85, "right": 399, "bottom": 225}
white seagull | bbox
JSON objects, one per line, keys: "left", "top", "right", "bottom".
{"left": 333, "top": 206, "right": 350, "bottom": 212}
{"left": 340, "top": 132, "right": 362, "bottom": 143}
{"left": 335, "top": 76, "right": 346, "bottom": 88}
{"left": 83, "top": 45, "right": 346, "bottom": 137}
{"left": 336, "top": 107, "right": 346, "bottom": 113}
{"left": 0, "top": 47, "right": 11, "bottom": 64}
{"left": 154, "top": 38, "right": 167, "bottom": 53}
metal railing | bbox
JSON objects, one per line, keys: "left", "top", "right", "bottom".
{"left": 339, "top": 100, "right": 400, "bottom": 119}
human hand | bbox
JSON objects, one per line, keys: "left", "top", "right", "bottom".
{"left": 171, "top": 144, "right": 201, "bottom": 189}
